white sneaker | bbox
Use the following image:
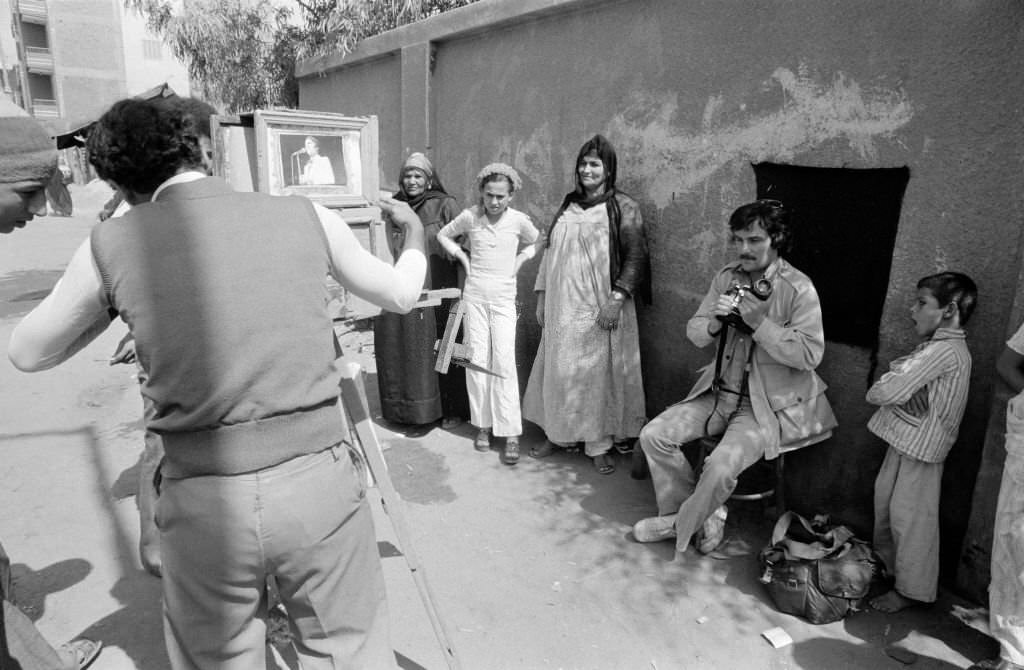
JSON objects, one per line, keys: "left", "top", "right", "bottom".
{"left": 695, "top": 505, "right": 728, "bottom": 554}
{"left": 633, "top": 515, "right": 678, "bottom": 543}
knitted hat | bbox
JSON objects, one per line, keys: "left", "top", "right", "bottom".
{"left": 476, "top": 162, "right": 521, "bottom": 192}
{"left": 0, "top": 97, "right": 57, "bottom": 184}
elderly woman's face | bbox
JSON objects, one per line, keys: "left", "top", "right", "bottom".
{"left": 402, "top": 168, "right": 427, "bottom": 197}
{"left": 304, "top": 138, "right": 319, "bottom": 156}
{"left": 577, "top": 152, "right": 606, "bottom": 194}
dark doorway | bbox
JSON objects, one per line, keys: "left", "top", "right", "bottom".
{"left": 753, "top": 162, "right": 910, "bottom": 350}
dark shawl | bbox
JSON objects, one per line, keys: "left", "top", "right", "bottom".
{"left": 392, "top": 163, "right": 458, "bottom": 259}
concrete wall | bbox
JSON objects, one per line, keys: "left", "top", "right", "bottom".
{"left": 298, "top": 0, "right": 1024, "bottom": 600}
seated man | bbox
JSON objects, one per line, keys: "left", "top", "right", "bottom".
{"left": 633, "top": 199, "right": 836, "bottom": 555}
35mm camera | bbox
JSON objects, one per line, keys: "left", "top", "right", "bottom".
{"left": 716, "top": 278, "right": 773, "bottom": 334}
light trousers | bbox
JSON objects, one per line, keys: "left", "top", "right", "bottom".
{"left": 463, "top": 298, "right": 521, "bottom": 437}
{"left": 157, "top": 445, "right": 395, "bottom": 670}
{"left": 990, "top": 395, "right": 1024, "bottom": 666}
{"left": 0, "top": 541, "right": 70, "bottom": 670}
{"left": 639, "top": 392, "right": 764, "bottom": 551}
{"left": 872, "top": 446, "right": 942, "bottom": 603}
{"left": 1, "top": 601, "right": 71, "bottom": 670}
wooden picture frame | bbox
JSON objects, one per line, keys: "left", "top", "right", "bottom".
{"left": 253, "top": 109, "right": 379, "bottom": 208}
{"left": 210, "top": 109, "right": 388, "bottom": 318}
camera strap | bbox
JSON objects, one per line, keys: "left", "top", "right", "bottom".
{"left": 705, "top": 327, "right": 756, "bottom": 438}
{"left": 712, "top": 327, "right": 729, "bottom": 392}
{"left": 712, "top": 328, "right": 754, "bottom": 393}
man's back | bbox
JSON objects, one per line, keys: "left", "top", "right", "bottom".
{"left": 92, "top": 176, "right": 345, "bottom": 477}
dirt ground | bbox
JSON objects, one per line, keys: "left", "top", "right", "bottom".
{"left": 0, "top": 182, "right": 1003, "bottom": 669}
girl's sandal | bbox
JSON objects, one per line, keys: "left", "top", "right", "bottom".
{"left": 474, "top": 429, "right": 491, "bottom": 452}
{"left": 502, "top": 438, "right": 520, "bottom": 465}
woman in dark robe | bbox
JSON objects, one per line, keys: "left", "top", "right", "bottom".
{"left": 375, "top": 152, "right": 470, "bottom": 429}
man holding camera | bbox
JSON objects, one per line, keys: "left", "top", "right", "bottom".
{"left": 633, "top": 199, "right": 836, "bottom": 555}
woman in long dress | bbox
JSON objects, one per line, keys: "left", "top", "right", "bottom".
{"left": 375, "top": 152, "right": 469, "bottom": 428}
{"left": 522, "top": 134, "right": 649, "bottom": 474}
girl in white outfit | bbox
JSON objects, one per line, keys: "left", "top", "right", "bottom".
{"left": 437, "top": 163, "right": 539, "bottom": 466}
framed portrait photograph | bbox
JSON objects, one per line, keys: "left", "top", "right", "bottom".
{"left": 253, "top": 109, "right": 379, "bottom": 208}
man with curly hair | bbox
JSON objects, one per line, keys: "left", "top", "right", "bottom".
{"left": 9, "top": 97, "right": 426, "bottom": 669}
{"left": 105, "top": 95, "right": 218, "bottom": 578}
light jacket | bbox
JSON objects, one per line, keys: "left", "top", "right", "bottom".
{"left": 684, "top": 258, "right": 837, "bottom": 459}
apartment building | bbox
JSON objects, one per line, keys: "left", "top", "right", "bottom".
{"left": 0, "top": 0, "right": 189, "bottom": 133}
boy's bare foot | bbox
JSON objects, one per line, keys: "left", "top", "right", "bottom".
{"left": 870, "top": 590, "right": 920, "bottom": 612}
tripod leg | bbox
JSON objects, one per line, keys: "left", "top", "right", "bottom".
{"left": 338, "top": 361, "right": 461, "bottom": 670}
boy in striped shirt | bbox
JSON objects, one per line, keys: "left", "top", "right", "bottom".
{"left": 867, "top": 271, "right": 977, "bottom": 612}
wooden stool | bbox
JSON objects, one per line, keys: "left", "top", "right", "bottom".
{"left": 697, "top": 436, "right": 786, "bottom": 513}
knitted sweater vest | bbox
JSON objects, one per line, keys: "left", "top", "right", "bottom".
{"left": 91, "top": 177, "right": 345, "bottom": 477}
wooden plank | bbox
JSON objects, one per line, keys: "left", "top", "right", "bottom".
{"left": 433, "top": 299, "right": 464, "bottom": 374}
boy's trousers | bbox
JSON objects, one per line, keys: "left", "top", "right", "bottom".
{"left": 990, "top": 394, "right": 1024, "bottom": 666}
{"left": 872, "top": 446, "right": 942, "bottom": 603}
{"left": 463, "top": 299, "right": 521, "bottom": 437}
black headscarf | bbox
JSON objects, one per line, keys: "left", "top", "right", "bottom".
{"left": 546, "top": 135, "right": 651, "bottom": 304}
{"left": 547, "top": 134, "right": 619, "bottom": 245}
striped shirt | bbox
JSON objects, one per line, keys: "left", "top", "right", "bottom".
{"left": 866, "top": 327, "right": 971, "bottom": 463}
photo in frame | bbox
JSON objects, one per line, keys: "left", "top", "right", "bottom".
{"left": 253, "top": 109, "right": 379, "bottom": 208}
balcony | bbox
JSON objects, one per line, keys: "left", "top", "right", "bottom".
{"left": 25, "top": 46, "right": 53, "bottom": 74}
{"left": 31, "top": 98, "right": 58, "bottom": 118}
{"left": 16, "top": 0, "right": 48, "bottom": 24}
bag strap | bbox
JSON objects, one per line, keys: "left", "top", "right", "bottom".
{"left": 770, "top": 511, "right": 855, "bottom": 561}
